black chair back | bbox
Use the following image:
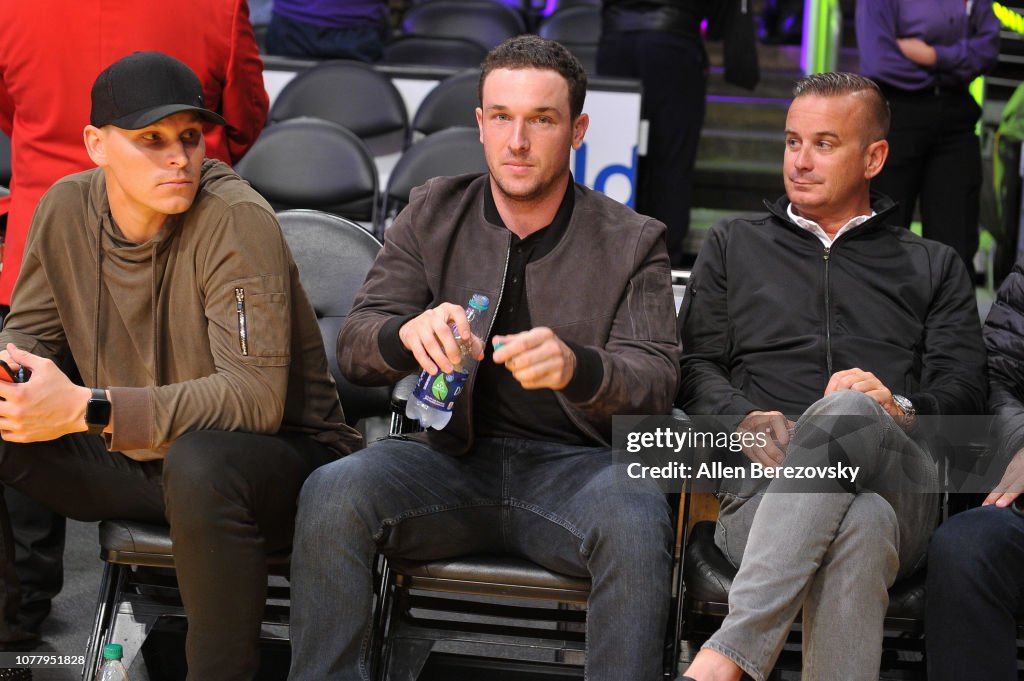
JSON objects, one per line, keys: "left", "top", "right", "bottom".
{"left": 383, "top": 127, "right": 486, "bottom": 227}
{"left": 235, "top": 118, "right": 379, "bottom": 225}
{"left": 269, "top": 61, "right": 409, "bottom": 156}
{"left": 401, "top": 1, "right": 526, "bottom": 50}
{"left": 278, "top": 209, "right": 388, "bottom": 426}
{"left": 538, "top": 6, "right": 601, "bottom": 73}
{"left": 380, "top": 36, "right": 488, "bottom": 69}
{"left": 410, "top": 69, "right": 480, "bottom": 138}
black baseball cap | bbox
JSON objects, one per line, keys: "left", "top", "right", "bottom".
{"left": 90, "top": 51, "right": 227, "bottom": 130}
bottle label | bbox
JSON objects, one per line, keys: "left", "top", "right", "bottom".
{"left": 412, "top": 370, "right": 468, "bottom": 412}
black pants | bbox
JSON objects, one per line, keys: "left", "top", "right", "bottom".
{"left": 926, "top": 504, "right": 1024, "bottom": 680}
{"left": 597, "top": 29, "right": 707, "bottom": 269}
{"left": 872, "top": 87, "right": 983, "bottom": 277}
{"left": 265, "top": 12, "right": 386, "bottom": 62}
{"left": 0, "top": 430, "right": 336, "bottom": 681}
{"left": 7, "top": 488, "right": 63, "bottom": 634}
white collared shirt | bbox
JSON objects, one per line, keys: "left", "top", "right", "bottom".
{"left": 786, "top": 203, "right": 875, "bottom": 247}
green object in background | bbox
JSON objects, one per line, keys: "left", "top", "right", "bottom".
{"left": 995, "top": 3, "right": 1024, "bottom": 36}
{"left": 802, "top": 0, "right": 841, "bottom": 75}
{"left": 910, "top": 223, "right": 994, "bottom": 254}
{"left": 971, "top": 76, "right": 986, "bottom": 135}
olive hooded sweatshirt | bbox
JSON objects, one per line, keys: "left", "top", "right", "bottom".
{"left": 0, "top": 159, "right": 361, "bottom": 460}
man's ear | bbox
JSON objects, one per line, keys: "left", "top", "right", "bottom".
{"left": 571, "top": 112, "right": 589, "bottom": 150}
{"left": 864, "top": 139, "right": 889, "bottom": 180}
{"left": 83, "top": 125, "right": 106, "bottom": 167}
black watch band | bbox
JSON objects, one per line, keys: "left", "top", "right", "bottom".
{"left": 85, "top": 388, "right": 111, "bottom": 437}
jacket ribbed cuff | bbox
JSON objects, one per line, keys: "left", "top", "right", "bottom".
{"left": 107, "top": 386, "right": 154, "bottom": 452}
{"left": 378, "top": 314, "right": 420, "bottom": 372}
{"left": 561, "top": 342, "right": 603, "bottom": 403}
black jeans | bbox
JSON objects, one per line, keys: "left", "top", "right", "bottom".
{"left": 0, "top": 430, "right": 336, "bottom": 681}
{"left": 265, "top": 12, "right": 386, "bottom": 62}
{"left": 597, "top": 29, "right": 707, "bottom": 269}
{"left": 926, "top": 504, "right": 1024, "bottom": 680}
{"left": 872, "top": 87, "right": 983, "bottom": 277}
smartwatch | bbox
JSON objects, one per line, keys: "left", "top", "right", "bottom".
{"left": 85, "top": 388, "right": 111, "bottom": 436}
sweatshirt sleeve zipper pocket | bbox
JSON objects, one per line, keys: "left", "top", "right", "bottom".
{"left": 235, "top": 287, "right": 249, "bottom": 356}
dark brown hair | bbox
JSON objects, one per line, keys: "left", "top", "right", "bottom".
{"left": 479, "top": 35, "right": 587, "bottom": 119}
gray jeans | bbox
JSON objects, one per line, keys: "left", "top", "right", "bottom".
{"left": 705, "top": 390, "right": 938, "bottom": 681}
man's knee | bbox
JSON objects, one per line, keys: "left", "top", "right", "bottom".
{"left": 297, "top": 454, "right": 378, "bottom": 514}
{"left": 929, "top": 506, "right": 1017, "bottom": 576}
{"left": 163, "top": 432, "right": 238, "bottom": 491}
{"left": 295, "top": 447, "right": 412, "bottom": 540}
{"left": 805, "top": 390, "right": 887, "bottom": 420}
{"left": 584, "top": 474, "right": 673, "bottom": 564}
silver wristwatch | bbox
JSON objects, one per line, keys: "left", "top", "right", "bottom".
{"left": 892, "top": 394, "right": 917, "bottom": 430}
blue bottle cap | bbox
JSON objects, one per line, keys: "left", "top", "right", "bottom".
{"left": 469, "top": 294, "right": 490, "bottom": 312}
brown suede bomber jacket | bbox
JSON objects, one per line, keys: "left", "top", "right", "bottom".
{"left": 339, "top": 173, "right": 681, "bottom": 454}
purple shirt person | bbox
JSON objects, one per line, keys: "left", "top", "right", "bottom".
{"left": 857, "top": 0, "right": 1001, "bottom": 90}
{"left": 266, "top": 0, "right": 390, "bottom": 61}
{"left": 856, "top": 0, "right": 1001, "bottom": 280}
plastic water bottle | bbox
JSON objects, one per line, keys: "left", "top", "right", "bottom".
{"left": 406, "top": 294, "right": 490, "bottom": 429}
{"left": 96, "top": 644, "right": 130, "bottom": 681}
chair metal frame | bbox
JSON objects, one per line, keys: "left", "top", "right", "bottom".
{"left": 82, "top": 523, "right": 292, "bottom": 681}
{"left": 369, "top": 408, "right": 689, "bottom": 680}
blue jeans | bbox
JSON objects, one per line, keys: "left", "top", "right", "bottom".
{"left": 706, "top": 391, "right": 938, "bottom": 681}
{"left": 288, "top": 436, "right": 673, "bottom": 681}
{"left": 926, "top": 504, "right": 1024, "bottom": 680}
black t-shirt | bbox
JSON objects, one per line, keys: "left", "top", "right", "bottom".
{"left": 472, "top": 178, "right": 602, "bottom": 444}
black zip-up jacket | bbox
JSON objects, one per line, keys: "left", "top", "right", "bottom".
{"left": 983, "top": 255, "right": 1024, "bottom": 455}
{"left": 676, "top": 194, "right": 987, "bottom": 427}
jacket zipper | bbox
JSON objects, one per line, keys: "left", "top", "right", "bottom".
{"left": 464, "top": 235, "right": 511, "bottom": 444}
{"left": 235, "top": 287, "right": 249, "bottom": 356}
{"left": 482, "top": 236, "right": 511, "bottom": 342}
{"left": 823, "top": 246, "right": 832, "bottom": 381}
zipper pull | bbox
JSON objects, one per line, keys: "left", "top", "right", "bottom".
{"left": 235, "top": 287, "right": 249, "bottom": 356}
{"left": 823, "top": 247, "right": 831, "bottom": 262}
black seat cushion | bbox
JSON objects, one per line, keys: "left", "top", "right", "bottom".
{"left": 99, "top": 520, "right": 290, "bottom": 568}
{"left": 389, "top": 555, "right": 591, "bottom": 594}
{"left": 684, "top": 520, "right": 926, "bottom": 623}
{"left": 683, "top": 521, "right": 736, "bottom": 605}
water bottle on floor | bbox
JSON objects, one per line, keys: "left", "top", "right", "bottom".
{"left": 406, "top": 294, "right": 490, "bottom": 429}
{"left": 96, "top": 644, "right": 130, "bottom": 681}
